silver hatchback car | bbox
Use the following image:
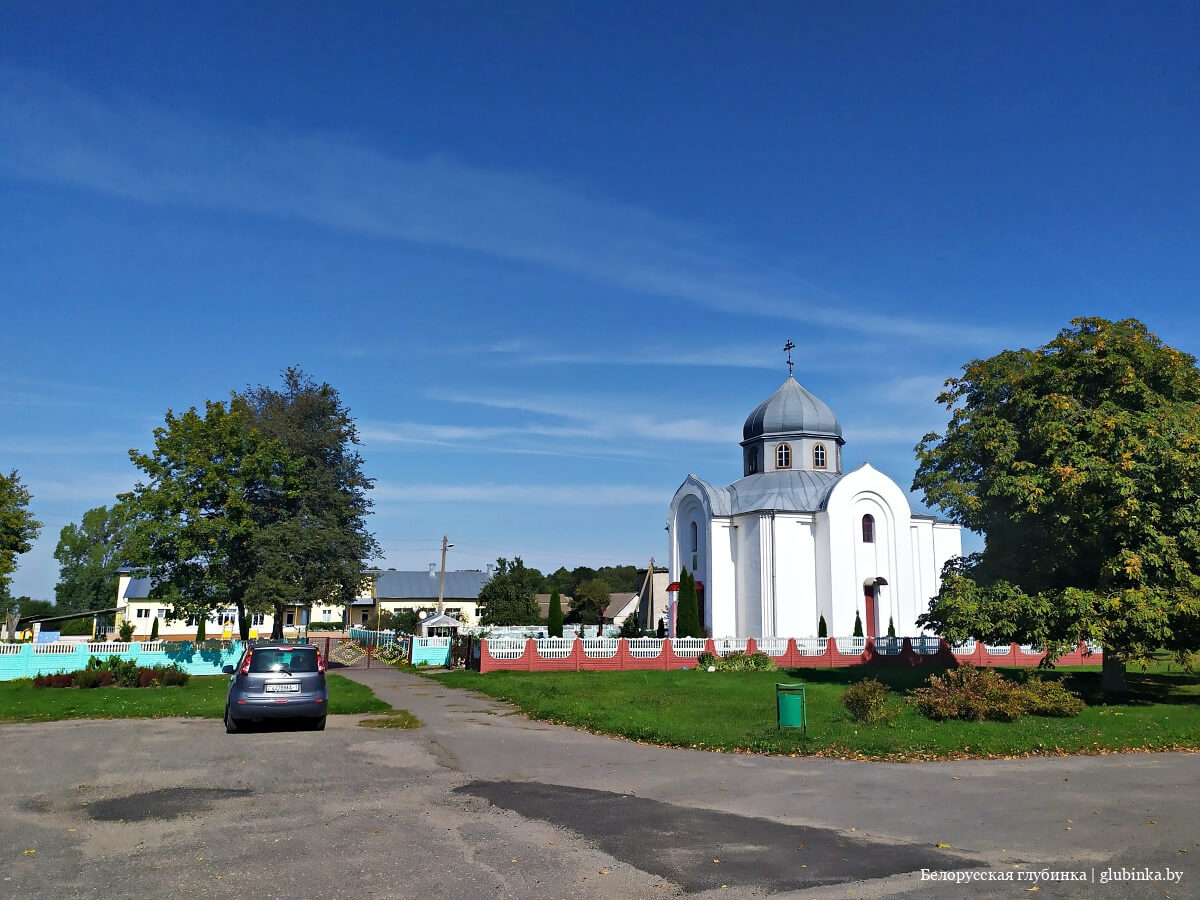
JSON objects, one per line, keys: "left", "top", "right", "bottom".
{"left": 222, "top": 644, "right": 328, "bottom": 733}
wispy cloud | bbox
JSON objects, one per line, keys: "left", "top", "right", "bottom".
{"left": 0, "top": 65, "right": 1021, "bottom": 346}
{"left": 373, "top": 481, "right": 667, "bottom": 506}
{"left": 478, "top": 339, "right": 835, "bottom": 371}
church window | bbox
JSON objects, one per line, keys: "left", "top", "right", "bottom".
{"left": 690, "top": 521, "right": 698, "bottom": 553}
{"left": 776, "top": 443, "right": 792, "bottom": 469}
{"left": 862, "top": 514, "right": 875, "bottom": 543}
{"left": 748, "top": 448, "right": 759, "bottom": 474}
{"left": 813, "top": 443, "right": 827, "bottom": 469}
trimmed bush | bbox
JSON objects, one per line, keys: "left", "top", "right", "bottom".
{"left": 73, "top": 669, "right": 115, "bottom": 689}
{"left": 696, "top": 650, "right": 776, "bottom": 672}
{"left": 841, "top": 678, "right": 892, "bottom": 723}
{"left": 853, "top": 611, "right": 864, "bottom": 638}
{"left": 547, "top": 590, "right": 564, "bottom": 639}
{"left": 817, "top": 615, "right": 827, "bottom": 638}
{"left": 149, "top": 617, "right": 159, "bottom": 640}
{"left": 887, "top": 616, "right": 896, "bottom": 638}
{"left": 1021, "top": 676, "right": 1086, "bottom": 717}
{"left": 33, "top": 672, "right": 75, "bottom": 688}
{"left": 911, "top": 665, "right": 1030, "bottom": 722}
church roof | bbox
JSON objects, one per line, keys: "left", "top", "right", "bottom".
{"left": 742, "top": 376, "right": 842, "bottom": 442}
{"left": 683, "top": 470, "right": 844, "bottom": 516}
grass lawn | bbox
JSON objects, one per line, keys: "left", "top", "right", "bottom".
{"left": 431, "top": 662, "right": 1200, "bottom": 760}
{"left": 0, "top": 673, "right": 392, "bottom": 723}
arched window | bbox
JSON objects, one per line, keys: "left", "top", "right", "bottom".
{"left": 689, "top": 521, "right": 698, "bottom": 553}
{"left": 748, "top": 448, "right": 759, "bottom": 475}
{"left": 862, "top": 514, "right": 875, "bottom": 543}
{"left": 776, "top": 443, "right": 792, "bottom": 469}
{"left": 813, "top": 443, "right": 827, "bottom": 469}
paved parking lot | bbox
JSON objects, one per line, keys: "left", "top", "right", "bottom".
{"left": 1, "top": 668, "right": 1196, "bottom": 898}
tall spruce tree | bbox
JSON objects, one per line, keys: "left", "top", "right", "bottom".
{"left": 547, "top": 589, "right": 563, "bottom": 637}
{"left": 675, "top": 568, "right": 701, "bottom": 638}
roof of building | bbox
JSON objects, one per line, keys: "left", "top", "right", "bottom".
{"left": 685, "top": 469, "right": 845, "bottom": 516}
{"left": 371, "top": 569, "right": 491, "bottom": 600}
{"left": 742, "top": 376, "right": 842, "bottom": 442}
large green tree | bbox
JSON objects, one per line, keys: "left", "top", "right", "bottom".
{"left": 240, "top": 368, "right": 380, "bottom": 638}
{"left": 569, "top": 579, "right": 610, "bottom": 628}
{"left": 478, "top": 557, "right": 542, "bottom": 626}
{"left": 122, "top": 398, "right": 294, "bottom": 639}
{"left": 0, "top": 469, "right": 41, "bottom": 601}
{"left": 914, "top": 317, "right": 1200, "bottom": 692}
{"left": 53, "top": 503, "right": 136, "bottom": 613}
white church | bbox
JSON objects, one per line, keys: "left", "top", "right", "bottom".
{"left": 667, "top": 370, "right": 962, "bottom": 639}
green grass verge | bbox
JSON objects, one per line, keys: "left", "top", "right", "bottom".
{"left": 0, "top": 673, "right": 392, "bottom": 722}
{"left": 430, "top": 663, "right": 1200, "bottom": 760}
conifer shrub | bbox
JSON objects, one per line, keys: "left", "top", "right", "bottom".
{"left": 547, "top": 590, "right": 564, "bottom": 639}
{"left": 149, "top": 617, "right": 159, "bottom": 640}
{"left": 887, "top": 616, "right": 896, "bottom": 637}
{"left": 817, "top": 615, "right": 828, "bottom": 638}
{"left": 853, "top": 611, "right": 864, "bottom": 638}
{"left": 841, "top": 678, "right": 892, "bottom": 723}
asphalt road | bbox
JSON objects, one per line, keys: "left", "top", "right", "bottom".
{"left": 0, "top": 667, "right": 1196, "bottom": 899}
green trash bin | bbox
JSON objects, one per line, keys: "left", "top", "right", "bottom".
{"left": 776, "top": 682, "right": 807, "bottom": 733}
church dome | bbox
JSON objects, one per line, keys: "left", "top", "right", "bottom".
{"left": 742, "top": 376, "right": 842, "bottom": 441}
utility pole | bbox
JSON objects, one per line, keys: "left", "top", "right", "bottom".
{"left": 437, "top": 535, "right": 453, "bottom": 614}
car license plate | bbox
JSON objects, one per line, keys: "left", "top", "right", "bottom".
{"left": 266, "top": 683, "right": 300, "bottom": 693}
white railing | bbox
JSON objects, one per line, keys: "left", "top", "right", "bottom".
{"left": 484, "top": 639, "right": 527, "bottom": 660}
{"left": 873, "top": 637, "right": 903, "bottom": 656}
{"left": 627, "top": 638, "right": 665, "bottom": 658}
{"left": 794, "top": 637, "right": 828, "bottom": 656}
{"left": 136, "top": 641, "right": 164, "bottom": 652}
{"left": 87, "top": 642, "right": 131, "bottom": 654}
{"left": 535, "top": 638, "right": 573, "bottom": 659}
{"left": 951, "top": 640, "right": 977, "bottom": 654}
{"left": 1085, "top": 642, "right": 1103, "bottom": 654}
{"left": 911, "top": 636, "right": 942, "bottom": 655}
{"left": 984, "top": 643, "right": 1012, "bottom": 656}
{"left": 835, "top": 636, "right": 866, "bottom": 656}
{"left": 582, "top": 638, "right": 619, "bottom": 658}
{"left": 671, "top": 638, "right": 708, "bottom": 657}
{"left": 415, "top": 637, "right": 450, "bottom": 649}
{"left": 712, "top": 638, "right": 747, "bottom": 656}
{"left": 1018, "top": 644, "right": 1041, "bottom": 655}
{"left": 0, "top": 644, "right": 22, "bottom": 655}
{"left": 755, "top": 637, "right": 789, "bottom": 656}
{"left": 34, "top": 642, "right": 80, "bottom": 654}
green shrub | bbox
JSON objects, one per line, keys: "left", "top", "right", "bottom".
{"left": 118, "top": 619, "right": 135, "bottom": 642}
{"left": 149, "top": 617, "right": 159, "bottom": 640}
{"left": 817, "top": 615, "right": 828, "bottom": 638}
{"left": 841, "top": 678, "right": 892, "bottom": 723}
{"left": 887, "top": 616, "right": 896, "bottom": 638}
{"left": 73, "top": 669, "right": 115, "bottom": 689}
{"left": 85, "top": 654, "right": 140, "bottom": 687}
{"left": 697, "top": 651, "right": 777, "bottom": 672}
{"left": 853, "top": 611, "right": 864, "bottom": 638}
{"left": 1021, "top": 675, "right": 1085, "bottom": 717}
{"left": 910, "top": 665, "right": 1028, "bottom": 722}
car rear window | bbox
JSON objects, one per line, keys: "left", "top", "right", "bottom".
{"left": 248, "top": 648, "right": 319, "bottom": 674}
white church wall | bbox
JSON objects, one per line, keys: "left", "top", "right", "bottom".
{"left": 933, "top": 522, "right": 963, "bottom": 580}
{"left": 774, "top": 514, "right": 817, "bottom": 636}
{"left": 910, "top": 519, "right": 936, "bottom": 634}
{"left": 814, "top": 512, "right": 834, "bottom": 635}
{"left": 709, "top": 519, "right": 738, "bottom": 638}
{"left": 733, "top": 514, "right": 763, "bottom": 637}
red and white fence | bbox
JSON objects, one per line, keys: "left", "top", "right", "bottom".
{"left": 477, "top": 636, "right": 1102, "bottom": 673}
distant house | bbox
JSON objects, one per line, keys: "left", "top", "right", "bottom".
{"left": 349, "top": 566, "right": 494, "bottom": 627}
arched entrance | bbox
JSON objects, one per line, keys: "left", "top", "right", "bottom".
{"left": 862, "top": 577, "right": 888, "bottom": 638}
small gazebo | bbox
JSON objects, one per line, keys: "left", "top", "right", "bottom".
{"left": 418, "top": 612, "right": 465, "bottom": 638}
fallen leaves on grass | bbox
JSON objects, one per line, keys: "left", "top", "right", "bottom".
{"left": 357, "top": 709, "right": 423, "bottom": 729}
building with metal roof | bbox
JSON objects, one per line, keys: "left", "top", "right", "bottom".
{"left": 667, "top": 371, "right": 961, "bottom": 639}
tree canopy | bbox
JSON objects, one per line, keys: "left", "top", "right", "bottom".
{"left": 913, "top": 317, "right": 1200, "bottom": 690}
{"left": 240, "top": 368, "right": 379, "bottom": 638}
{"left": 122, "top": 370, "right": 379, "bottom": 639}
{"left": 569, "top": 579, "right": 610, "bottom": 626}
{"left": 0, "top": 469, "right": 41, "bottom": 600}
{"left": 478, "top": 557, "right": 542, "bottom": 626}
{"left": 54, "top": 503, "right": 136, "bottom": 613}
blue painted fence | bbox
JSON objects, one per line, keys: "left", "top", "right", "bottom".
{"left": 410, "top": 637, "right": 451, "bottom": 667}
{"left": 0, "top": 641, "right": 246, "bottom": 681}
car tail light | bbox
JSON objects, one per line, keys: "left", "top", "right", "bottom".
{"left": 315, "top": 650, "right": 325, "bottom": 673}
{"left": 240, "top": 650, "right": 253, "bottom": 675}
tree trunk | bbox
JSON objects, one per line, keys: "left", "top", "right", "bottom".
{"left": 1100, "top": 650, "right": 1128, "bottom": 694}
{"left": 237, "top": 600, "right": 249, "bottom": 642}
{"left": 271, "top": 601, "right": 284, "bottom": 640}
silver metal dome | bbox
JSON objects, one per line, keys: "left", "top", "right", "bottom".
{"left": 742, "top": 376, "right": 842, "bottom": 441}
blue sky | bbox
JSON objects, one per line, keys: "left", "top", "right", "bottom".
{"left": 2, "top": 1, "right": 1198, "bottom": 600}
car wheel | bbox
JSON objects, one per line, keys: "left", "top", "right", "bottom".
{"left": 310, "top": 715, "right": 327, "bottom": 731}
{"left": 224, "top": 706, "right": 240, "bottom": 734}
